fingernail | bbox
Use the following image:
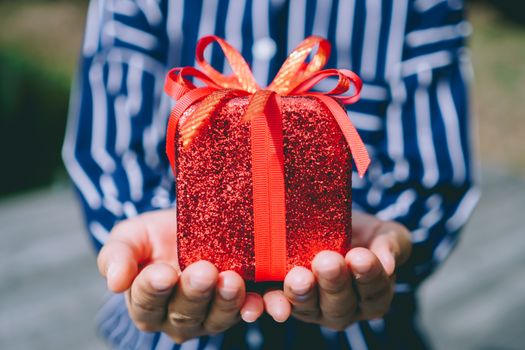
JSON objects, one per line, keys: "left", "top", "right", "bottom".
{"left": 219, "top": 286, "right": 238, "bottom": 301}
{"left": 218, "top": 275, "right": 240, "bottom": 300}
{"left": 107, "top": 263, "right": 118, "bottom": 281}
{"left": 378, "top": 252, "right": 395, "bottom": 276}
{"left": 290, "top": 281, "right": 311, "bottom": 297}
{"left": 317, "top": 263, "right": 342, "bottom": 280}
{"left": 241, "top": 310, "right": 258, "bottom": 323}
{"left": 150, "top": 275, "right": 172, "bottom": 292}
{"left": 352, "top": 257, "right": 372, "bottom": 275}
{"left": 189, "top": 274, "right": 213, "bottom": 292}
{"left": 271, "top": 310, "right": 288, "bottom": 323}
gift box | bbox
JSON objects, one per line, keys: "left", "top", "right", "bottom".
{"left": 165, "top": 36, "right": 369, "bottom": 281}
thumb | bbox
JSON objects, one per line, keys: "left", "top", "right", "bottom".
{"left": 97, "top": 220, "right": 151, "bottom": 293}
{"left": 368, "top": 223, "right": 412, "bottom": 276}
{"left": 368, "top": 235, "right": 396, "bottom": 276}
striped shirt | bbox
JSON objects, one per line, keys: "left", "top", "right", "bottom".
{"left": 63, "top": 0, "right": 479, "bottom": 349}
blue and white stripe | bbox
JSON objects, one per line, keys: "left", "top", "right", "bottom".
{"left": 64, "top": 0, "right": 478, "bottom": 348}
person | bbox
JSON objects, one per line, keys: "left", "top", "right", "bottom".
{"left": 63, "top": 0, "right": 479, "bottom": 349}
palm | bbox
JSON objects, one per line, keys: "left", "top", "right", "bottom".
{"left": 135, "top": 208, "right": 180, "bottom": 270}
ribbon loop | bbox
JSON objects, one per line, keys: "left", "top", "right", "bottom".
{"left": 292, "top": 69, "right": 363, "bottom": 104}
{"left": 165, "top": 67, "right": 225, "bottom": 100}
{"left": 268, "top": 36, "right": 331, "bottom": 94}
{"left": 196, "top": 35, "right": 259, "bottom": 93}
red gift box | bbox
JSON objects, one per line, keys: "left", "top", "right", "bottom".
{"left": 165, "top": 36, "right": 369, "bottom": 281}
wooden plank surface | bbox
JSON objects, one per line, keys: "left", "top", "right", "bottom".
{"left": 0, "top": 168, "right": 523, "bottom": 349}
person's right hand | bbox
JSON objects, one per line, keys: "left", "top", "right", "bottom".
{"left": 96, "top": 209, "right": 264, "bottom": 344}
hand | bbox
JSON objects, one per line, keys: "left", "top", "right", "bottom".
{"left": 96, "top": 209, "right": 264, "bottom": 343}
{"left": 264, "top": 212, "right": 412, "bottom": 330}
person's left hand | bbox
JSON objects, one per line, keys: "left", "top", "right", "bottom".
{"left": 263, "top": 212, "right": 412, "bottom": 330}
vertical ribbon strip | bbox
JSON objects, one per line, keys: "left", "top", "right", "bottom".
{"left": 250, "top": 91, "right": 287, "bottom": 281}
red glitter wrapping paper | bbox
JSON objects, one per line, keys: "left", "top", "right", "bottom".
{"left": 175, "top": 96, "right": 353, "bottom": 281}
{"left": 164, "top": 35, "right": 369, "bottom": 281}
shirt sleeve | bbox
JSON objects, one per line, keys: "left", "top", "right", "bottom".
{"left": 351, "top": 3, "right": 480, "bottom": 288}
{"left": 62, "top": 0, "right": 174, "bottom": 252}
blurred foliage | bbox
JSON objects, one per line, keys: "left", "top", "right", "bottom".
{"left": 0, "top": 48, "right": 69, "bottom": 195}
{"left": 486, "top": 0, "right": 525, "bottom": 24}
{"left": 469, "top": 2, "right": 525, "bottom": 176}
{"left": 0, "top": 1, "right": 86, "bottom": 196}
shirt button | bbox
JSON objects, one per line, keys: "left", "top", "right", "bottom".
{"left": 252, "top": 37, "right": 277, "bottom": 61}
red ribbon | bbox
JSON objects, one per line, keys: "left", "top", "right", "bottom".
{"left": 165, "top": 35, "right": 369, "bottom": 281}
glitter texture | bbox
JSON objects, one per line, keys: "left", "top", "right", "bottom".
{"left": 175, "top": 96, "right": 352, "bottom": 281}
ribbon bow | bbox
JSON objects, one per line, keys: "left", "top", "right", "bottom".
{"left": 165, "top": 35, "right": 370, "bottom": 178}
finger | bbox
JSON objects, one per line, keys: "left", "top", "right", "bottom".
{"left": 97, "top": 241, "right": 140, "bottom": 293}
{"left": 368, "top": 234, "right": 397, "bottom": 276}
{"left": 369, "top": 223, "right": 412, "bottom": 276}
{"left": 167, "top": 261, "right": 218, "bottom": 334}
{"left": 263, "top": 290, "right": 291, "bottom": 323}
{"left": 127, "top": 263, "right": 179, "bottom": 332}
{"left": 97, "top": 219, "right": 151, "bottom": 292}
{"left": 312, "top": 251, "right": 356, "bottom": 329}
{"left": 350, "top": 212, "right": 383, "bottom": 247}
{"left": 240, "top": 293, "right": 264, "bottom": 323}
{"left": 203, "top": 271, "right": 245, "bottom": 333}
{"left": 283, "top": 267, "right": 320, "bottom": 322}
{"left": 351, "top": 214, "right": 412, "bottom": 270}
{"left": 346, "top": 248, "right": 393, "bottom": 320}
{"left": 139, "top": 209, "right": 180, "bottom": 270}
